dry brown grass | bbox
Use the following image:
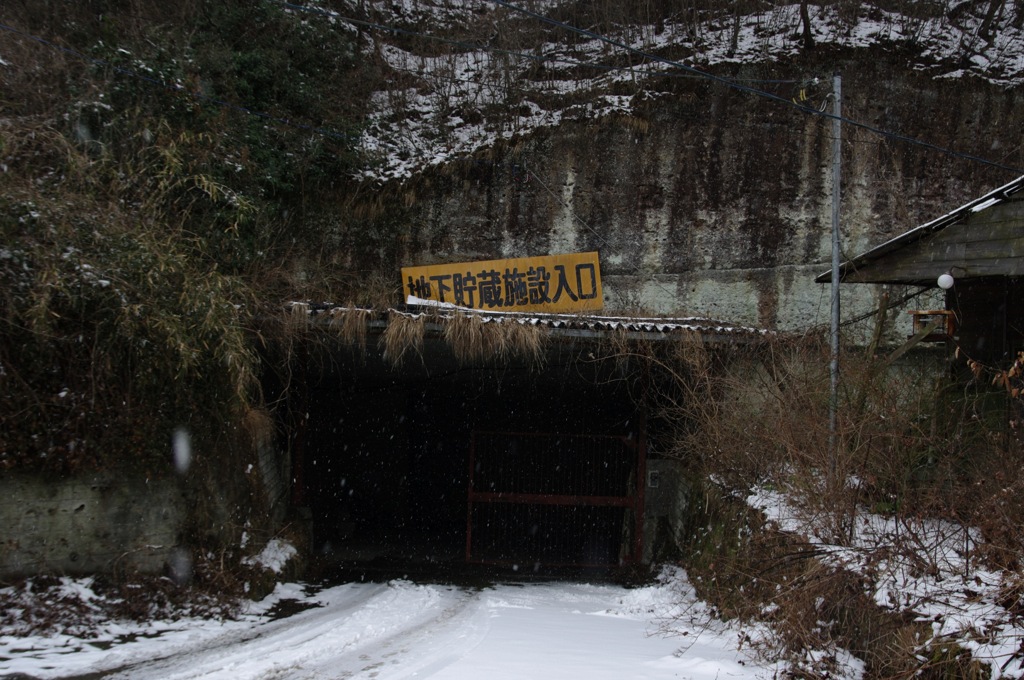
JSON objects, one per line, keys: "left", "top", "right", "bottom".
{"left": 502, "top": 319, "right": 546, "bottom": 364}
{"left": 241, "top": 406, "right": 275, "bottom": 456}
{"left": 442, "top": 314, "right": 547, "bottom": 365}
{"left": 285, "top": 302, "right": 311, "bottom": 334}
{"left": 379, "top": 312, "right": 426, "bottom": 365}
{"left": 617, "top": 114, "right": 651, "bottom": 134}
{"left": 303, "top": 306, "right": 550, "bottom": 368}
{"left": 442, "top": 313, "right": 492, "bottom": 362}
{"left": 327, "top": 306, "right": 371, "bottom": 350}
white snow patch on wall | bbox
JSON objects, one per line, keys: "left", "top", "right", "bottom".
{"left": 243, "top": 539, "right": 297, "bottom": 574}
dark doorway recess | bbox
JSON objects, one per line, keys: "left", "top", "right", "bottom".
{"left": 293, "top": 336, "right": 646, "bottom": 576}
{"left": 467, "top": 431, "right": 644, "bottom": 568}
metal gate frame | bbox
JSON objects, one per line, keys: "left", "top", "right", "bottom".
{"left": 465, "top": 427, "right": 647, "bottom": 568}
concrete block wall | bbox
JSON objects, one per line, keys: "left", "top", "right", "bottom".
{"left": 0, "top": 472, "right": 186, "bottom": 578}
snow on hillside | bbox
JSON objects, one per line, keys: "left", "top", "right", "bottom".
{"left": 307, "top": 1, "right": 1024, "bottom": 184}
{"left": 750, "top": 488, "right": 1024, "bottom": 677}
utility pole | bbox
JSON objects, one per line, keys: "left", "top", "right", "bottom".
{"left": 829, "top": 72, "right": 842, "bottom": 472}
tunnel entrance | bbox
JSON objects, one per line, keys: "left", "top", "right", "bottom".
{"left": 467, "top": 430, "right": 644, "bottom": 568}
{"left": 292, "top": 333, "right": 646, "bottom": 576}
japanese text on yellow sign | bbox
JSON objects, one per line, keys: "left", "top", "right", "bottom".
{"left": 402, "top": 251, "right": 603, "bottom": 313}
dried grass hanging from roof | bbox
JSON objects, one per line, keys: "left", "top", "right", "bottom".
{"left": 380, "top": 311, "right": 425, "bottom": 365}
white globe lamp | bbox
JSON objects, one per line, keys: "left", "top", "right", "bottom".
{"left": 937, "top": 273, "right": 955, "bottom": 290}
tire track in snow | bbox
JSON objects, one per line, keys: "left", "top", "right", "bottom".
{"left": 54, "top": 583, "right": 390, "bottom": 679}
{"left": 85, "top": 581, "right": 485, "bottom": 680}
{"left": 77, "top": 582, "right": 407, "bottom": 679}
{"left": 318, "top": 585, "right": 491, "bottom": 680}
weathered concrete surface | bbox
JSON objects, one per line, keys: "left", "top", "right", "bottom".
{"left": 0, "top": 413, "right": 292, "bottom": 580}
{"left": 643, "top": 458, "right": 690, "bottom": 564}
{"left": 341, "top": 55, "right": 1023, "bottom": 341}
{"left": 0, "top": 472, "right": 185, "bottom": 577}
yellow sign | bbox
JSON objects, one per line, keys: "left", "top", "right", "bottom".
{"left": 402, "top": 251, "right": 603, "bottom": 313}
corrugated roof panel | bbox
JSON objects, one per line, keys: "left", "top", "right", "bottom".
{"left": 291, "top": 302, "right": 770, "bottom": 343}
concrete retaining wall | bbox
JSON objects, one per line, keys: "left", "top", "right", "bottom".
{"left": 0, "top": 472, "right": 186, "bottom": 578}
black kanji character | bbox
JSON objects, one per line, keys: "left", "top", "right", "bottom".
{"left": 526, "top": 266, "right": 551, "bottom": 305}
{"left": 575, "top": 263, "right": 599, "bottom": 300}
{"left": 551, "top": 265, "right": 579, "bottom": 303}
{"left": 503, "top": 267, "right": 528, "bottom": 306}
{"left": 452, "top": 272, "right": 478, "bottom": 307}
{"left": 477, "top": 269, "right": 504, "bottom": 308}
{"left": 429, "top": 274, "right": 453, "bottom": 303}
{"left": 407, "top": 275, "right": 432, "bottom": 299}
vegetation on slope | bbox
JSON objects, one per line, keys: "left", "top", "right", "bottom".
{"left": 1, "top": 0, "right": 377, "bottom": 472}
{"left": 645, "top": 332, "right": 1024, "bottom": 676}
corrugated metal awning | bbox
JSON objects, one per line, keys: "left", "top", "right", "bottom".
{"left": 290, "top": 301, "right": 770, "bottom": 345}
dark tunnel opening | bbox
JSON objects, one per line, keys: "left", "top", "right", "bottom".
{"left": 293, "top": 335, "right": 646, "bottom": 578}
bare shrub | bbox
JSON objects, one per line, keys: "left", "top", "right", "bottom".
{"left": 662, "top": 333, "right": 832, "bottom": 491}
{"left": 661, "top": 328, "right": 1018, "bottom": 541}
{"left": 357, "top": 270, "right": 405, "bottom": 311}
{"left": 657, "top": 326, "right": 1024, "bottom": 674}
{"left": 676, "top": 476, "right": 997, "bottom": 678}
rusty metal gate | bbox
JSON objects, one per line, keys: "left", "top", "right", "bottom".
{"left": 465, "top": 430, "right": 646, "bottom": 568}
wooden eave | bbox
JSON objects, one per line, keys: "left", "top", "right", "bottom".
{"left": 815, "top": 174, "right": 1024, "bottom": 286}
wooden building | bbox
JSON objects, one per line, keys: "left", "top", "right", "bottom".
{"left": 817, "top": 174, "right": 1024, "bottom": 368}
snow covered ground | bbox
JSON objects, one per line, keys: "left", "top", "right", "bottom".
{"left": 5, "top": 489, "right": 1024, "bottom": 678}
{"left": 0, "top": 568, "right": 792, "bottom": 680}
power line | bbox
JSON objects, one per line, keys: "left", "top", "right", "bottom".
{"left": 488, "top": 0, "right": 1024, "bottom": 176}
